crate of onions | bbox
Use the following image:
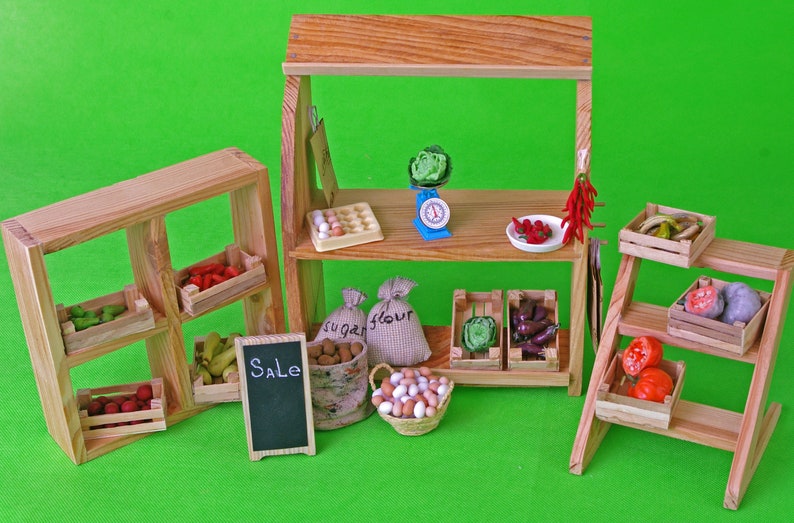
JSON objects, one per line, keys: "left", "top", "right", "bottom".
{"left": 368, "top": 364, "right": 453, "bottom": 436}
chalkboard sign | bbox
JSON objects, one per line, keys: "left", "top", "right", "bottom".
{"left": 235, "top": 333, "right": 315, "bottom": 460}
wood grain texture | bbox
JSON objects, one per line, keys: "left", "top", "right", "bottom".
{"left": 284, "top": 15, "right": 592, "bottom": 79}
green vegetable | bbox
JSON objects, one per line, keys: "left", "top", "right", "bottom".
{"left": 408, "top": 145, "right": 452, "bottom": 187}
{"left": 100, "top": 312, "right": 115, "bottom": 323}
{"left": 73, "top": 317, "right": 100, "bottom": 331}
{"left": 461, "top": 304, "right": 497, "bottom": 353}
{"left": 101, "top": 304, "right": 126, "bottom": 316}
{"left": 69, "top": 305, "right": 86, "bottom": 318}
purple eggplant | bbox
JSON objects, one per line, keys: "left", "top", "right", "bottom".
{"left": 517, "top": 342, "right": 545, "bottom": 360}
{"left": 532, "top": 304, "right": 548, "bottom": 322}
{"left": 530, "top": 322, "right": 560, "bottom": 346}
{"left": 515, "top": 298, "right": 536, "bottom": 324}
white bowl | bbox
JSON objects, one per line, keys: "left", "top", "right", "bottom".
{"left": 505, "top": 215, "right": 568, "bottom": 253}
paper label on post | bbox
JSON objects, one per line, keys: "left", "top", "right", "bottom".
{"left": 309, "top": 117, "right": 339, "bottom": 208}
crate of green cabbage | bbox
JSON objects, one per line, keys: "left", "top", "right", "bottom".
{"left": 450, "top": 289, "right": 503, "bottom": 370}
{"left": 668, "top": 275, "right": 771, "bottom": 355}
{"left": 506, "top": 289, "right": 560, "bottom": 371}
{"left": 56, "top": 284, "right": 155, "bottom": 355}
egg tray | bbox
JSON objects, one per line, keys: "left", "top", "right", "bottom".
{"left": 305, "top": 202, "right": 384, "bottom": 252}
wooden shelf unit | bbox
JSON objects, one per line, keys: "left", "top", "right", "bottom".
{"left": 570, "top": 237, "right": 793, "bottom": 509}
{"left": 2, "top": 148, "right": 285, "bottom": 464}
{"left": 280, "top": 15, "right": 594, "bottom": 395}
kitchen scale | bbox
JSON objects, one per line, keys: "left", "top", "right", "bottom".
{"left": 412, "top": 185, "right": 452, "bottom": 241}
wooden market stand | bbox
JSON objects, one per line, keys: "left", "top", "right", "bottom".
{"left": 570, "top": 237, "right": 793, "bottom": 509}
{"left": 2, "top": 148, "right": 285, "bottom": 464}
{"left": 280, "top": 15, "right": 595, "bottom": 395}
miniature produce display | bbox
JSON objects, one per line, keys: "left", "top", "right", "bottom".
{"left": 83, "top": 383, "right": 157, "bottom": 429}
{"left": 561, "top": 172, "right": 598, "bottom": 244}
{"left": 408, "top": 144, "right": 452, "bottom": 188}
{"left": 461, "top": 304, "right": 497, "bottom": 353}
{"left": 182, "top": 262, "right": 241, "bottom": 292}
{"left": 621, "top": 336, "right": 672, "bottom": 403}
{"left": 634, "top": 212, "right": 702, "bottom": 241}
{"left": 68, "top": 304, "right": 127, "bottom": 331}
{"left": 307, "top": 337, "right": 365, "bottom": 365}
{"left": 683, "top": 281, "right": 762, "bottom": 325}
{"left": 510, "top": 296, "right": 559, "bottom": 361}
{"left": 195, "top": 331, "right": 240, "bottom": 385}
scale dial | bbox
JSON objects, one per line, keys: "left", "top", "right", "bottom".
{"left": 418, "top": 197, "right": 451, "bottom": 229}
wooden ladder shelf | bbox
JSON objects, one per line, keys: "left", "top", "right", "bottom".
{"left": 570, "top": 238, "right": 793, "bottom": 509}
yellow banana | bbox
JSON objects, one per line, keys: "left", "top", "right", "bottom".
{"left": 196, "top": 365, "right": 213, "bottom": 385}
{"left": 222, "top": 363, "right": 238, "bottom": 383}
{"left": 208, "top": 346, "right": 238, "bottom": 377}
{"left": 200, "top": 331, "right": 222, "bottom": 367}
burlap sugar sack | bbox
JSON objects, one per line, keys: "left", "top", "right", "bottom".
{"left": 366, "top": 277, "right": 431, "bottom": 366}
{"left": 314, "top": 287, "right": 368, "bottom": 343}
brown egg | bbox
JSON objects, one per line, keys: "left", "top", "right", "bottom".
{"left": 381, "top": 380, "right": 395, "bottom": 397}
{"left": 371, "top": 395, "right": 384, "bottom": 407}
{"left": 402, "top": 399, "right": 416, "bottom": 417}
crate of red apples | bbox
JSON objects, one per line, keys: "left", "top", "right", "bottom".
{"left": 175, "top": 244, "right": 267, "bottom": 316}
{"left": 77, "top": 378, "right": 166, "bottom": 440}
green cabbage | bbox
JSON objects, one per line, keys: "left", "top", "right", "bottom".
{"left": 462, "top": 305, "right": 497, "bottom": 353}
{"left": 408, "top": 145, "right": 452, "bottom": 187}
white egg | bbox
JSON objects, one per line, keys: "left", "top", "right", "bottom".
{"left": 413, "top": 401, "right": 427, "bottom": 419}
{"left": 377, "top": 401, "right": 394, "bottom": 415}
{"left": 318, "top": 222, "right": 330, "bottom": 232}
{"left": 408, "top": 384, "right": 419, "bottom": 397}
{"left": 389, "top": 372, "right": 404, "bottom": 386}
{"left": 437, "top": 383, "right": 449, "bottom": 397}
{"left": 418, "top": 382, "right": 428, "bottom": 393}
{"left": 311, "top": 209, "right": 323, "bottom": 219}
{"left": 392, "top": 384, "right": 407, "bottom": 398}
{"left": 313, "top": 215, "right": 325, "bottom": 227}
{"left": 372, "top": 388, "right": 383, "bottom": 398}
{"left": 318, "top": 232, "right": 330, "bottom": 239}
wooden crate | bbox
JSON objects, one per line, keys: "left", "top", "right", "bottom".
{"left": 56, "top": 284, "right": 155, "bottom": 354}
{"left": 450, "top": 289, "right": 503, "bottom": 370}
{"left": 595, "top": 352, "right": 685, "bottom": 430}
{"left": 175, "top": 244, "right": 267, "bottom": 316}
{"left": 506, "top": 289, "right": 560, "bottom": 370}
{"left": 668, "top": 275, "right": 771, "bottom": 355}
{"left": 192, "top": 335, "right": 241, "bottom": 404}
{"left": 618, "top": 203, "right": 716, "bottom": 268}
{"left": 77, "top": 378, "right": 166, "bottom": 440}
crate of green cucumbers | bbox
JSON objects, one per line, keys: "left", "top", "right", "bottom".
{"left": 56, "top": 283, "right": 156, "bottom": 354}
{"left": 192, "top": 332, "right": 241, "bottom": 404}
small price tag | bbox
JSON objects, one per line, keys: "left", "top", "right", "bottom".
{"left": 308, "top": 106, "right": 339, "bottom": 208}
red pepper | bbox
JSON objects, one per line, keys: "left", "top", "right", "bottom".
{"left": 187, "top": 274, "right": 203, "bottom": 288}
{"left": 621, "top": 336, "right": 664, "bottom": 379}
{"left": 627, "top": 367, "right": 673, "bottom": 403}
{"left": 189, "top": 263, "right": 217, "bottom": 277}
{"left": 224, "top": 265, "right": 241, "bottom": 278}
{"left": 202, "top": 273, "right": 213, "bottom": 291}
{"left": 211, "top": 273, "right": 229, "bottom": 285}
{"left": 212, "top": 263, "right": 226, "bottom": 275}
{"left": 561, "top": 172, "right": 597, "bottom": 244}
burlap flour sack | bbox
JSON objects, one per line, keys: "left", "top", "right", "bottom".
{"left": 366, "top": 277, "right": 431, "bottom": 366}
{"left": 314, "top": 287, "right": 368, "bottom": 343}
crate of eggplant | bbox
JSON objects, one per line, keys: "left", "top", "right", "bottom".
{"left": 506, "top": 289, "right": 560, "bottom": 370}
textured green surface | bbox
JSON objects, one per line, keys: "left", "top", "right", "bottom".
{"left": 1, "top": 1, "right": 792, "bottom": 520}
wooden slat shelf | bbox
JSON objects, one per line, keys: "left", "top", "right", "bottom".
{"left": 290, "top": 188, "right": 581, "bottom": 263}
{"left": 618, "top": 301, "right": 759, "bottom": 364}
{"left": 694, "top": 237, "right": 794, "bottom": 280}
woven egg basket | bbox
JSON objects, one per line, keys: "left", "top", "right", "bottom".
{"left": 368, "top": 363, "right": 454, "bottom": 436}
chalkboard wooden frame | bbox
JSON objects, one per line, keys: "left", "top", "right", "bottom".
{"left": 235, "top": 333, "right": 316, "bottom": 460}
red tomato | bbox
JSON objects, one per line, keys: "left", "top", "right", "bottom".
{"left": 621, "top": 336, "right": 664, "bottom": 378}
{"left": 627, "top": 367, "right": 674, "bottom": 403}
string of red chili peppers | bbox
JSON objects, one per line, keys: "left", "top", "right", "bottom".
{"left": 561, "top": 172, "right": 598, "bottom": 244}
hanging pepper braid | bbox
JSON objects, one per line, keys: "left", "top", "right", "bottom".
{"left": 561, "top": 173, "right": 597, "bottom": 244}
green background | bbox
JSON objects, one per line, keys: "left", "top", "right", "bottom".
{"left": 2, "top": 1, "right": 792, "bottom": 521}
